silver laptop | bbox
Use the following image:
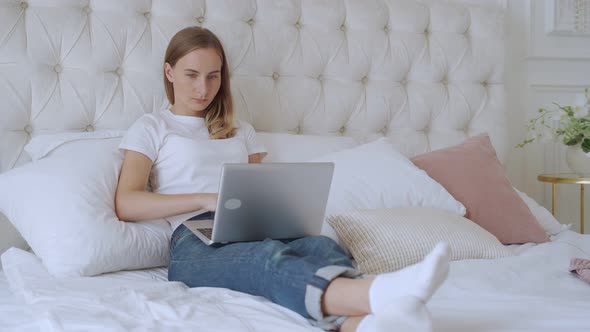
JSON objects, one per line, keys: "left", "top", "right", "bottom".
{"left": 182, "top": 162, "right": 334, "bottom": 246}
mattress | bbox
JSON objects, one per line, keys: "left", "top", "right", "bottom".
{"left": 1, "top": 230, "right": 590, "bottom": 332}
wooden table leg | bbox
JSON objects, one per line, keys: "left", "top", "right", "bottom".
{"left": 580, "top": 184, "right": 584, "bottom": 234}
{"left": 552, "top": 183, "right": 557, "bottom": 216}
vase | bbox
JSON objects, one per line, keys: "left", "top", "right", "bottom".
{"left": 565, "top": 145, "right": 590, "bottom": 176}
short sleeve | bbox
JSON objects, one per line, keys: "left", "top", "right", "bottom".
{"left": 238, "top": 120, "right": 267, "bottom": 156}
{"left": 119, "top": 115, "right": 161, "bottom": 161}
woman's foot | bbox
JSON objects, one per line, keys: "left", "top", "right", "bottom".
{"left": 368, "top": 242, "right": 450, "bottom": 315}
{"left": 355, "top": 298, "right": 432, "bottom": 332}
{"left": 374, "top": 296, "right": 433, "bottom": 332}
{"left": 356, "top": 315, "right": 381, "bottom": 332}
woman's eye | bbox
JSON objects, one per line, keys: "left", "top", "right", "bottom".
{"left": 186, "top": 74, "right": 196, "bottom": 79}
{"left": 208, "top": 75, "right": 219, "bottom": 80}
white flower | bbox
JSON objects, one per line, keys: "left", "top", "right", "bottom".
{"left": 551, "top": 109, "right": 568, "bottom": 120}
{"left": 573, "top": 106, "right": 588, "bottom": 118}
{"left": 518, "top": 88, "right": 590, "bottom": 150}
{"left": 573, "top": 93, "right": 590, "bottom": 118}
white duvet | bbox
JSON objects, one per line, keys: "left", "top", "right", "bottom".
{"left": 2, "top": 231, "right": 590, "bottom": 332}
{"left": 432, "top": 230, "right": 590, "bottom": 331}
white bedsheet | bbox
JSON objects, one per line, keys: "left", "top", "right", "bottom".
{"left": 431, "top": 230, "right": 590, "bottom": 331}
{"left": 0, "top": 248, "right": 320, "bottom": 331}
{"left": 1, "top": 231, "right": 590, "bottom": 331}
{"left": 0, "top": 272, "right": 37, "bottom": 332}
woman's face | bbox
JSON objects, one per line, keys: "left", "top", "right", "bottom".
{"left": 165, "top": 48, "right": 222, "bottom": 116}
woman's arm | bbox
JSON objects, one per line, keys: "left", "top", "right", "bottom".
{"left": 115, "top": 150, "right": 217, "bottom": 222}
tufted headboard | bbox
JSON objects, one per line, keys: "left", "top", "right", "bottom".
{"left": 0, "top": 0, "right": 506, "bottom": 252}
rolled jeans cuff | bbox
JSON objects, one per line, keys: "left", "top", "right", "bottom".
{"left": 305, "top": 265, "right": 362, "bottom": 330}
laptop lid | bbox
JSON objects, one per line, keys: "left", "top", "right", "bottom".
{"left": 210, "top": 162, "right": 334, "bottom": 244}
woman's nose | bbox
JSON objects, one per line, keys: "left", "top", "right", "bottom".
{"left": 194, "top": 78, "right": 207, "bottom": 96}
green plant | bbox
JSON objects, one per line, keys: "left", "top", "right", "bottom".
{"left": 517, "top": 88, "right": 590, "bottom": 152}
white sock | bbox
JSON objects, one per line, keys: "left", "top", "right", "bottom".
{"left": 369, "top": 242, "right": 450, "bottom": 314}
{"left": 356, "top": 315, "right": 378, "bottom": 332}
{"left": 356, "top": 298, "right": 433, "bottom": 332}
{"left": 374, "top": 296, "right": 433, "bottom": 332}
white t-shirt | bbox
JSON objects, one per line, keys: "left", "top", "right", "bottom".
{"left": 119, "top": 109, "right": 267, "bottom": 230}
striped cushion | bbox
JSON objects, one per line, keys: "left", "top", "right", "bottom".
{"left": 327, "top": 208, "right": 513, "bottom": 274}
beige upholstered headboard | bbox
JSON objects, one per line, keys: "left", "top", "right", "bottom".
{"left": 0, "top": 0, "right": 506, "bottom": 252}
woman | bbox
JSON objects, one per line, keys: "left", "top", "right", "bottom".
{"left": 115, "top": 26, "right": 449, "bottom": 332}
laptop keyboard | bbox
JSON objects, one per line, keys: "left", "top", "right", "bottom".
{"left": 199, "top": 228, "right": 213, "bottom": 240}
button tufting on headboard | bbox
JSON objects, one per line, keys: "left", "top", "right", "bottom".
{"left": 0, "top": 0, "right": 508, "bottom": 253}
{"left": 0, "top": 0, "right": 507, "bottom": 171}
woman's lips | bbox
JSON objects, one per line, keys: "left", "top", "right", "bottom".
{"left": 193, "top": 98, "right": 208, "bottom": 104}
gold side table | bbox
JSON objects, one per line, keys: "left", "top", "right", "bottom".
{"left": 537, "top": 173, "right": 590, "bottom": 234}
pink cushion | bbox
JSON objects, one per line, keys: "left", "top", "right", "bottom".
{"left": 411, "top": 134, "right": 549, "bottom": 244}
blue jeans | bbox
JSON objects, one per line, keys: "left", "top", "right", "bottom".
{"left": 168, "top": 213, "right": 359, "bottom": 330}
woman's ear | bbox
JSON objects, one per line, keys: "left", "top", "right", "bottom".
{"left": 164, "top": 63, "right": 174, "bottom": 83}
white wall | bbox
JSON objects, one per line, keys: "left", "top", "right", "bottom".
{"left": 505, "top": 0, "right": 590, "bottom": 232}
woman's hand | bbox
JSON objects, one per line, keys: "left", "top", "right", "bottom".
{"left": 199, "top": 193, "right": 219, "bottom": 211}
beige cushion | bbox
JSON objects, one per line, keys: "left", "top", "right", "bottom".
{"left": 327, "top": 208, "right": 513, "bottom": 274}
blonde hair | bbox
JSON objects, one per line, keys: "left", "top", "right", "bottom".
{"left": 164, "top": 26, "right": 237, "bottom": 139}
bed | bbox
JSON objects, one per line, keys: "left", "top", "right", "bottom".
{"left": 1, "top": 0, "right": 589, "bottom": 331}
{"left": 1, "top": 232, "right": 590, "bottom": 331}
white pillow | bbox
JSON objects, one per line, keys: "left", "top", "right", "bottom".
{"left": 0, "top": 131, "right": 171, "bottom": 277}
{"left": 312, "top": 138, "right": 466, "bottom": 216}
{"left": 256, "top": 132, "right": 360, "bottom": 162}
{"left": 24, "top": 130, "right": 126, "bottom": 160}
{"left": 514, "top": 188, "right": 569, "bottom": 236}
{"left": 327, "top": 208, "right": 513, "bottom": 274}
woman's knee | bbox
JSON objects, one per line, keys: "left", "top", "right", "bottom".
{"left": 169, "top": 227, "right": 209, "bottom": 261}
{"left": 306, "top": 235, "right": 344, "bottom": 252}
